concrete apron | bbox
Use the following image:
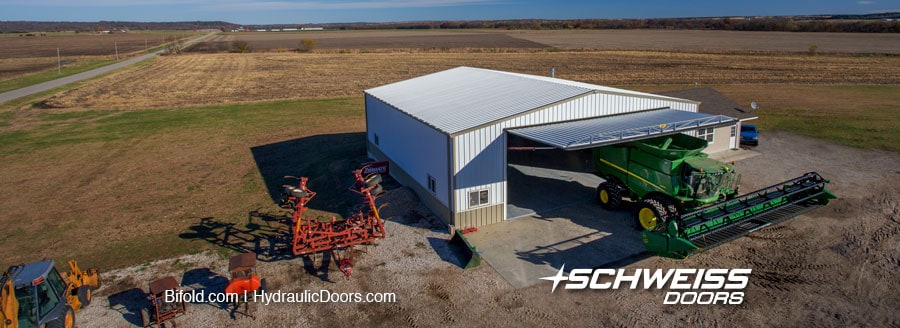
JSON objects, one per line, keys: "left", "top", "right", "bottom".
{"left": 464, "top": 202, "right": 648, "bottom": 289}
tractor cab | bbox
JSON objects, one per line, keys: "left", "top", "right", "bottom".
{"left": 10, "top": 260, "right": 74, "bottom": 328}
{"left": 682, "top": 156, "right": 740, "bottom": 204}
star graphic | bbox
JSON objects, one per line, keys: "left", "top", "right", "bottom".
{"left": 539, "top": 264, "right": 568, "bottom": 293}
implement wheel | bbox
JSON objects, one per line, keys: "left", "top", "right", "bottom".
{"left": 637, "top": 197, "right": 674, "bottom": 231}
{"left": 597, "top": 181, "right": 624, "bottom": 210}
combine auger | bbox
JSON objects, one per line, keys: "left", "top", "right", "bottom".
{"left": 280, "top": 165, "right": 386, "bottom": 279}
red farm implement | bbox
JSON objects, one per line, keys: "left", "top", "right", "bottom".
{"left": 280, "top": 166, "right": 386, "bottom": 279}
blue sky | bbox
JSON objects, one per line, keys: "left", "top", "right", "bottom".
{"left": 1, "top": 0, "right": 898, "bottom": 25}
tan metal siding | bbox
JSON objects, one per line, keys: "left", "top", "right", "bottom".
{"left": 704, "top": 125, "right": 734, "bottom": 154}
{"left": 454, "top": 204, "right": 505, "bottom": 228}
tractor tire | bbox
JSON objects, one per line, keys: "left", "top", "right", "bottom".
{"left": 636, "top": 197, "right": 674, "bottom": 231}
{"left": 77, "top": 285, "right": 92, "bottom": 307}
{"left": 597, "top": 181, "right": 624, "bottom": 210}
{"left": 48, "top": 306, "right": 75, "bottom": 328}
{"left": 141, "top": 307, "right": 151, "bottom": 327}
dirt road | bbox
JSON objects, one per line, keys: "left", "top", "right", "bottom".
{"left": 0, "top": 33, "right": 215, "bottom": 104}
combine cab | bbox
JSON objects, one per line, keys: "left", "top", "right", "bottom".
{"left": 594, "top": 134, "right": 836, "bottom": 258}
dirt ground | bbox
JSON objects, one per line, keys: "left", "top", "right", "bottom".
{"left": 0, "top": 32, "right": 196, "bottom": 79}
{"left": 508, "top": 29, "right": 900, "bottom": 54}
{"left": 193, "top": 30, "right": 549, "bottom": 52}
{"left": 74, "top": 131, "right": 899, "bottom": 327}
{"left": 194, "top": 30, "right": 900, "bottom": 54}
{"left": 0, "top": 32, "right": 195, "bottom": 59}
{"left": 34, "top": 51, "right": 900, "bottom": 110}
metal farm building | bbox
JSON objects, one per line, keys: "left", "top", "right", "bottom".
{"left": 364, "top": 67, "right": 736, "bottom": 229}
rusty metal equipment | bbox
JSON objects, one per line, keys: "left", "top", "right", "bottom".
{"left": 141, "top": 276, "right": 186, "bottom": 328}
{"left": 223, "top": 253, "right": 265, "bottom": 319}
{"left": 282, "top": 165, "right": 386, "bottom": 279}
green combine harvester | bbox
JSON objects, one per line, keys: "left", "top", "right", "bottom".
{"left": 593, "top": 133, "right": 836, "bottom": 259}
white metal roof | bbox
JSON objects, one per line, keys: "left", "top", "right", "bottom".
{"left": 365, "top": 67, "right": 696, "bottom": 135}
{"left": 507, "top": 108, "right": 737, "bottom": 150}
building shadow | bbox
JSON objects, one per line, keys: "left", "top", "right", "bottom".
{"left": 426, "top": 237, "right": 465, "bottom": 269}
{"left": 181, "top": 268, "right": 230, "bottom": 309}
{"left": 178, "top": 212, "right": 295, "bottom": 262}
{"left": 249, "top": 132, "right": 369, "bottom": 215}
{"left": 107, "top": 288, "right": 149, "bottom": 327}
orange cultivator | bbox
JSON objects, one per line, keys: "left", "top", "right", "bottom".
{"left": 281, "top": 165, "right": 386, "bottom": 279}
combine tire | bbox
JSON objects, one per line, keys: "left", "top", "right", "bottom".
{"left": 77, "top": 285, "right": 92, "bottom": 307}
{"left": 48, "top": 306, "right": 75, "bottom": 328}
{"left": 597, "top": 181, "right": 624, "bottom": 210}
{"left": 637, "top": 197, "right": 675, "bottom": 231}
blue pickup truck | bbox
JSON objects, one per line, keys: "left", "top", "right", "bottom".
{"left": 740, "top": 124, "right": 759, "bottom": 146}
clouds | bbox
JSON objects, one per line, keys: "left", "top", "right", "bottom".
{"left": 857, "top": 1, "right": 875, "bottom": 4}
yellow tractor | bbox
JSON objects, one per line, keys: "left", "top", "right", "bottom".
{"left": 0, "top": 260, "right": 101, "bottom": 328}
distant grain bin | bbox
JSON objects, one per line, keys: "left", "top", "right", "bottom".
{"left": 365, "top": 67, "right": 736, "bottom": 229}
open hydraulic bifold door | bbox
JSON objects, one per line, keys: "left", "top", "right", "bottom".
{"left": 507, "top": 108, "right": 737, "bottom": 150}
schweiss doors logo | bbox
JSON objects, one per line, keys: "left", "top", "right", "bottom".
{"left": 540, "top": 265, "right": 751, "bottom": 304}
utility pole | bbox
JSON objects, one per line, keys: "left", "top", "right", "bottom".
{"left": 145, "top": 39, "right": 148, "bottom": 53}
{"left": 115, "top": 42, "right": 119, "bottom": 60}
{"left": 57, "top": 48, "right": 61, "bottom": 74}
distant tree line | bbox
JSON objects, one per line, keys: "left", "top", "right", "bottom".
{"left": 310, "top": 14, "right": 900, "bottom": 33}
{"left": 0, "top": 21, "right": 237, "bottom": 33}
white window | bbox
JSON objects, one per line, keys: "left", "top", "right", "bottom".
{"left": 427, "top": 175, "right": 436, "bottom": 193}
{"left": 730, "top": 126, "right": 736, "bottom": 137}
{"left": 697, "top": 127, "right": 714, "bottom": 142}
{"left": 468, "top": 189, "right": 490, "bottom": 208}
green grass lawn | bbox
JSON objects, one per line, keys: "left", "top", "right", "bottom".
{"left": 0, "top": 97, "right": 368, "bottom": 269}
{"left": 0, "top": 58, "right": 120, "bottom": 93}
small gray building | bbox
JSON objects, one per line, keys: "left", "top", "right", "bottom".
{"left": 658, "top": 87, "right": 759, "bottom": 153}
{"left": 365, "top": 67, "right": 737, "bottom": 228}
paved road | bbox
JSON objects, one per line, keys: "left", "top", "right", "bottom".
{"left": 0, "top": 33, "right": 214, "bottom": 104}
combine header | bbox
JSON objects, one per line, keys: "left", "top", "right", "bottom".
{"left": 591, "top": 134, "right": 836, "bottom": 259}
{"left": 642, "top": 172, "right": 835, "bottom": 258}
{"left": 280, "top": 165, "right": 386, "bottom": 279}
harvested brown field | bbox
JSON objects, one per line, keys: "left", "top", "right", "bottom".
{"left": 193, "top": 29, "right": 900, "bottom": 54}
{"left": 192, "top": 30, "right": 549, "bottom": 52}
{"left": 0, "top": 31, "right": 196, "bottom": 79}
{"left": 37, "top": 51, "right": 900, "bottom": 110}
{"left": 509, "top": 29, "right": 900, "bottom": 54}
{"left": 0, "top": 32, "right": 196, "bottom": 58}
